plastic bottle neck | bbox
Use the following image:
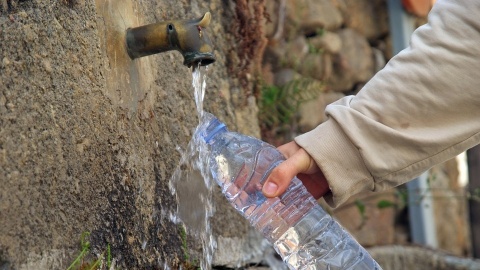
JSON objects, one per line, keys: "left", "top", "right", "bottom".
{"left": 202, "top": 117, "right": 228, "bottom": 144}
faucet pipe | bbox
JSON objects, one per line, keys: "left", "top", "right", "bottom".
{"left": 126, "top": 12, "right": 215, "bottom": 67}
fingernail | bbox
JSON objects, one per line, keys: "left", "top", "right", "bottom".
{"left": 263, "top": 182, "right": 278, "bottom": 196}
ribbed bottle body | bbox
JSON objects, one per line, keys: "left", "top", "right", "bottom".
{"left": 200, "top": 114, "right": 381, "bottom": 269}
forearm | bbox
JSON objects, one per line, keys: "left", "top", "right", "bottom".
{"left": 296, "top": 0, "right": 480, "bottom": 207}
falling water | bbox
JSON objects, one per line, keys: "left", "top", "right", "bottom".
{"left": 192, "top": 64, "right": 208, "bottom": 119}
{"left": 168, "top": 63, "right": 216, "bottom": 270}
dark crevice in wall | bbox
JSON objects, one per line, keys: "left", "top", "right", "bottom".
{"left": 1, "top": 0, "right": 31, "bottom": 14}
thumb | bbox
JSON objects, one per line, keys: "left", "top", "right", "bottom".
{"left": 262, "top": 149, "right": 312, "bottom": 198}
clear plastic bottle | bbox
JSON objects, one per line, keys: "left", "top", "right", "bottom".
{"left": 197, "top": 113, "right": 382, "bottom": 270}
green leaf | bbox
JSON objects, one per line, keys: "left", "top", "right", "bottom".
{"left": 80, "top": 231, "right": 91, "bottom": 250}
{"left": 377, "top": 200, "right": 396, "bottom": 209}
{"left": 354, "top": 200, "right": 366, "bottom": 217}
{"left": 107, "top": 244, "right": 111, "bottom": 269}
{"left": 67, "top": 232, "right": 91, "bottom": 270}
{"left": 258, "top": 78, "right": 324, "bottom": 129}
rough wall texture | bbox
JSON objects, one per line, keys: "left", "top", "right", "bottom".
{"left": 0, "top": 0, "right": 263, "bottom": 269}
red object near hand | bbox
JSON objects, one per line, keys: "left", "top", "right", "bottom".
{"left": 402, "top": 0, "right": 435, "bottom": 17}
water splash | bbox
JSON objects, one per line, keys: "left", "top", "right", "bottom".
{"left": 168, "top": 63, "right": 216, "bottom": 270}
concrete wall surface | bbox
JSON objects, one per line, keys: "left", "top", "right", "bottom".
{"left": 0, "top": 0, "right": 264, "bottom": 269}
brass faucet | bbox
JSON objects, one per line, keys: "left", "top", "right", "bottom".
{"left": 126, "top": 12, "right": 215, "bottom": 67}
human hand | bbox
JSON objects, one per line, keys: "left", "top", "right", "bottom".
{"left": 262, "top": 141, "right": 330, "bottom": 199}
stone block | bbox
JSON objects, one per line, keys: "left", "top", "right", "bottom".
{"left": 273, "top": 68, "right": 302, "bottom": 87}
{"left": 285, "top": 0, "right": 343, "bottom": 38}
{"left": 263, "top": 44, "right": 287, "bottom": 72}
{"left": 297, "top": 91, "right": 344, "bottom": 132}
{"left": 328, "top": 28, "right": 374, "bottom": 92}
{"left": 263, "top": 37, "right": 309, "bottom": 71}
{"left": 284, "top": 36, "right": 310, "bottom": 68}
{"left": 308, "top": 31, "right": 342, "bottom": 54}
{"left": 328, "top": 191, "right": 398, "bottom": 247}
{"left": 298, "top": 53, "right": 332, "bottom": 81}
{"left": 342, "top": 0, "right": 389, "bottom": 41}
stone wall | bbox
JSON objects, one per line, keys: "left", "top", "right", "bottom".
{"left": 262, "top": 0, "right": 390, "bottom": 136}
{"left": 0, "top": 0, "right": 264, "bottom": 269}
{"left": 260, "top": 0, "right": 472, "bottom": 262}
{"left": 260, "top": 0, "right": 397, "bottom": 250}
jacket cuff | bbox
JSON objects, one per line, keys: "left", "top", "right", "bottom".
{"left": 295, "top": 119, "right": 374, "bottom": 208}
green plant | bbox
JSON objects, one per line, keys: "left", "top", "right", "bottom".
{"left": 179, "top": 224, "right": 189, "bottom": 261}
{"left": 106, "top": 244, "right": 112, "bottom": 269}
{"left": 259, "top": 78, "right": 324, "bottom": 129}
{"left": 67, "top": 232, "right": 101, "bottom": 270}
{"left": 178, "top": 224, "right": 200, "bottom": 270}
{"left": 354, "top": 200, "right": 367, "bottom": 229}
{"left": 307, "top": 42, "right": 324, "bottom": 55}
{"left": 377, "top": 199, "right": 397, "bottom": 209}
{"left": 315, "top": 28, "right": 326, "bottom": 37}
{"left": 67, "top": 232, "right": 112, "bottom": 270}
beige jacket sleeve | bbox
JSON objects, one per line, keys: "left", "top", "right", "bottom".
{"left": 295, "top": 0, "right": 480, "bottom": 208}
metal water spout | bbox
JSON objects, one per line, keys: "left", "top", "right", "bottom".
{"left": 126, "top": 12, "right": 215, "bottom": 67}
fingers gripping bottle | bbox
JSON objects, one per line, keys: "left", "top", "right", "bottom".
{"left": 197, "top": 113, "right": 382, "bottom": 270}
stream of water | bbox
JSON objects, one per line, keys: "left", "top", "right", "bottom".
{"left": 168, "top": 64, "right": 216, "bottom": 270}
